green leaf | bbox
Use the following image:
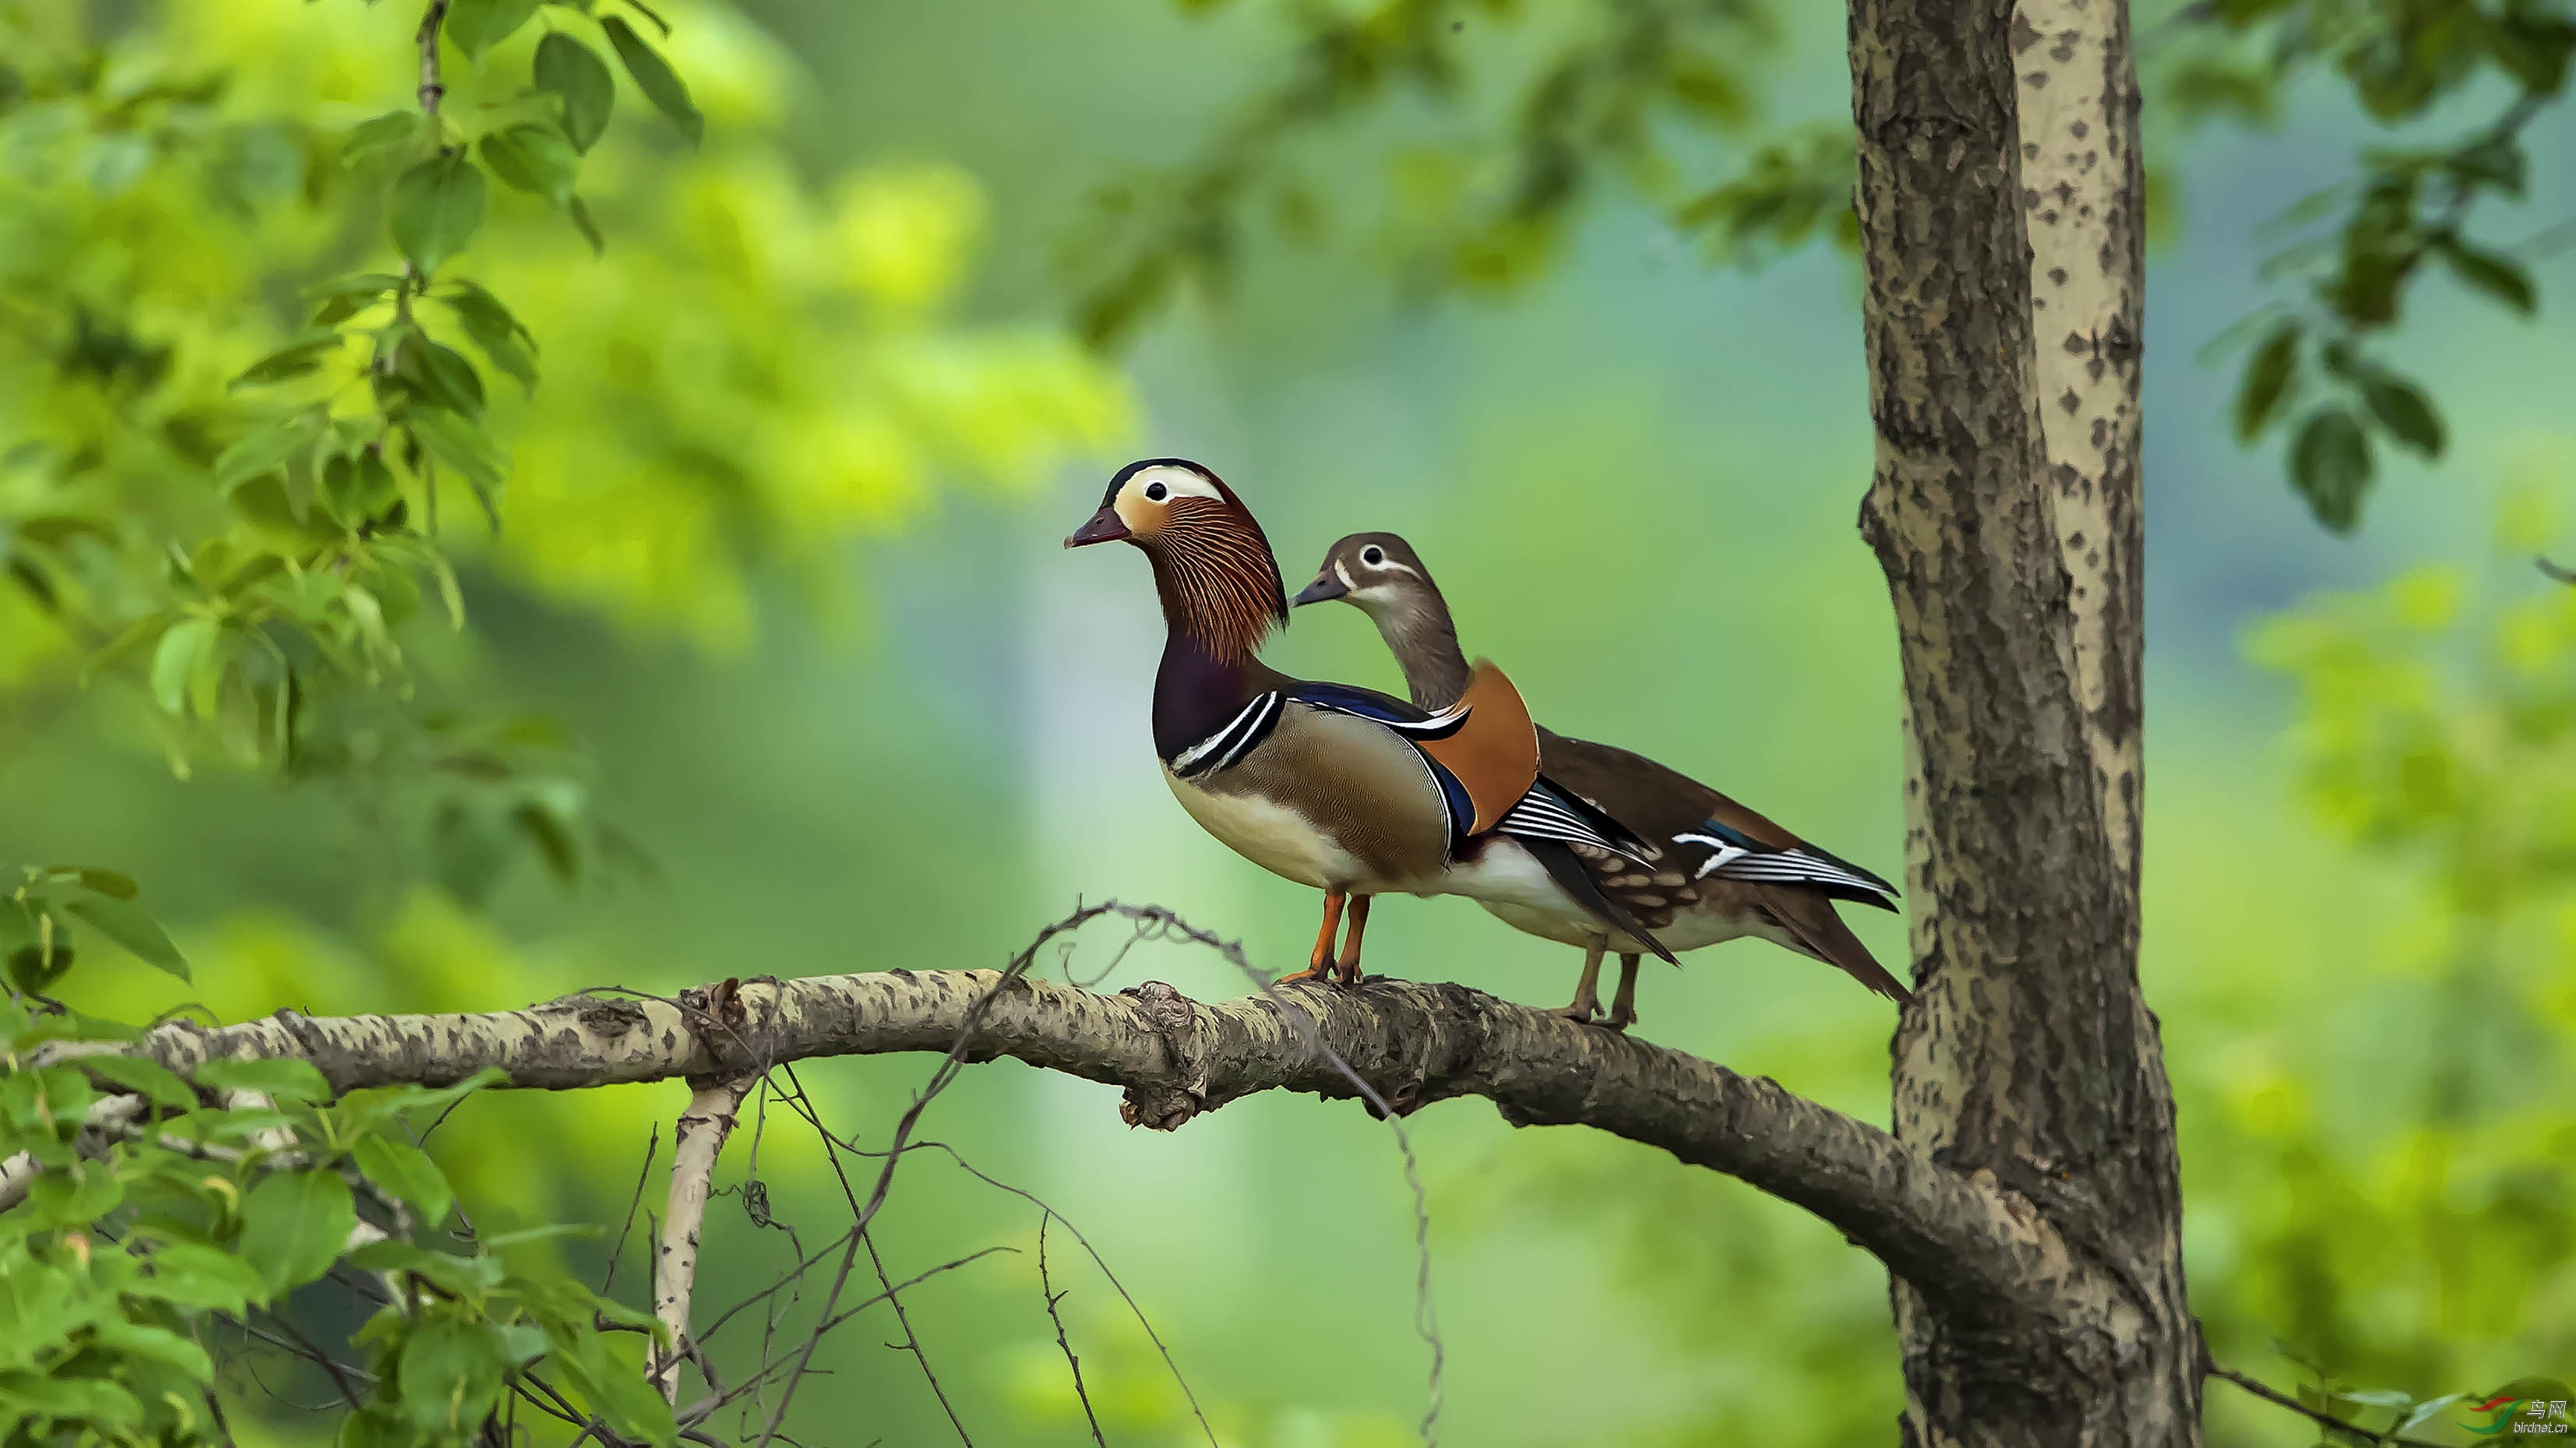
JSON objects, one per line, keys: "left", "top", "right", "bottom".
{"left": 2437, "top": 237, "right": 2537, "bottom": 315}
{"left": 354, "top": 1133, "right": 454, "bottom": 1227}
{"left": 339, "top": 1069, "right": 506, "bottom": 1138}
{"left": 213, "top": 415, "right": 311, "bottom": 494}
{"left": 401, "top": 336, "right": 488, "bottom": 419}
{"left": 90, "top": 1319, "right": 216, "bottom": 1383}
{"left": 390, "top": 152, "right": 488, "bottom": 277}
{"left": 238, "top": 1170, "right": 356, "bottom": 1294}
{"left": 2490, "top": 13, "right": 2576, "bottom": 95}
{"left": 230, "top": 330, "right": 346, "bottom": 391}
{"left": 58, "top": 867, "right": 137, "bottom": 900}
{"left": 196, "top": 1056, "right": 330, "bottom": 1104}
{"left": 410, "top": 408, "right": 509, "bottom": 529}
{"left": 2233, "top": 320, "right": 2301, "bottom": 442}
{"left": 601, "top": 17, "right": 702, "bottom": 144}
{"left": 324, "top": 450, "right": 403, "bottom": 528}
{"left": 349, "top": 1238, "right": 506, "bottom": 1298}
{"left": 398, "top": 1316, "right": 513, "bottom": 1432}
{"left": 341, "top": 111, "right": 429, "bottom": 167}
{"left": 149, "top": 618, "right": 217, "bottom": 719}
{"left": 2397, "top": 1393, "right": 2469, "bottom": 1433}
{"left": 478, "top": 122, "right": 580, "bottom": 206}
{"left": 84, "top": 1055, "right": 197, "bottom": 1111}
{"left": 535, "top": 33, "right": 615, "bottom": 153}
{"left": 308, "top": 273, "right": 405, "bottom": 326}
{"left": 2362, "top": 376, "right": 2444, "bottom": 456}
{"left": 132, "top": 1242, "right": 270, "bottom": 1313}
{"left": 446, "top": 0, "right": 543, "bottom": 59}
{"left": 568, "top": 194, "right": 606, "bottom": 255}
{"left": 2447, "top": 136, "right": 2528, "bottom": 196}
{"left": 439, "top": 285, "right": 539, "bottom": 393}
{"left": 2, "top": 1372, "right": 146, "bottom": 1429}
{"left": 2290, "top": 407, "right": 2374, "bottom": 534}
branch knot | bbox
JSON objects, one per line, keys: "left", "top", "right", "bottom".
{"left": 1116, "top": 981, "right": 1208, "bottom": 1131}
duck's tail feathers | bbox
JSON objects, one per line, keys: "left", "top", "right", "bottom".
{"left": 1757, "top": 888, "right": 1911, "bottom": 1003}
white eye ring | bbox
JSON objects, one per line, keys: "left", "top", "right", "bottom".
{"left": 1361, "top": 545, "right": 1385, "bottom": 565}
{"left": 1144, "top": 481, "right": 1168, "bottom": 502}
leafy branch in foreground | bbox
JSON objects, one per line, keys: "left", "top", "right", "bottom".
{"left": 0, "top": 982, "right": 673, "bottom": 1446}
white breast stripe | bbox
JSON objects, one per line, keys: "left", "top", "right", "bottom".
{"left": 1172, "top": 692, "right": 1282, "bottom": 777}
{"left": 1211, "top": 692, "right": 1283, "bottom": 772}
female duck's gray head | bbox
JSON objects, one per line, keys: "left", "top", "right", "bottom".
{"left": 1290, "top": 532, "right": 1440, "bottom": 612}
{"left": 1292, "top": 532, "right": 1471, "bottom": 710}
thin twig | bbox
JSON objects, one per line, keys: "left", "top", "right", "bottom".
{"left": 862, "top": 1228, "right": 973, "bottom": 1445}
{"left": 1039, "top": 1216, "right": 1108, "bottom": 1447}
{"left": 683, "top": 1249, "right": 1013, "bottom": 1429}
{"left": 791, "top": 1130, "right": 1217, "bottom": 1447}
{"left": 603, "top": 1122, "right": 660, "bottom": 1295}
{"left": 732, "top": 904, "right": 1136, "bottom": 1445}
{"left": 1107, "top": 902, "right": 1447, "bottom": 1446}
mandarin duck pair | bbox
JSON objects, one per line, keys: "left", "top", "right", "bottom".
{"left": 1066, "top": 459, "right": 1907, "bottom": 1031}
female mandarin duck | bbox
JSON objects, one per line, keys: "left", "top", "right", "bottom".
{"left": 1065, "top": 460, "right": 1677, "bottom": 985}
{"left": 1292, "top": 531, "right": 1909, "bottom": 1027}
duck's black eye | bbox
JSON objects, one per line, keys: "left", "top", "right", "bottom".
{"left": 1144, "top": 481, "right": 1168, "bottom": 502}
{"left": 1361, "top": 546, "right": 1385, "bottom": 565}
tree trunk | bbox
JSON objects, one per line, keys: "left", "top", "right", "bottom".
{"left": 1845, "top": 0, "right": 2197, "bottom": 1440}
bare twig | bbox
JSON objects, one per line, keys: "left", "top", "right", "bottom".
{"left": 1039, "top": 1217, "right": 1108, "bottom": 1447}
{"left": 653, "top": 1077, "right": 756, "bottom": 1404}
{"left": 603, "top": 1123, "right": 660, "bottom": 1295}
{"left": 688, "top": 1249, "right": 1013, "bottom": 1430}
{"left": 1119, "top": 904, "right": 1447, "bottom": 1444}
{"left": 862, "top": 1229, "right": 973, "bottom": 1444}
{"left": 914, "top": 1140, "right": 1214, "bottom": 1446}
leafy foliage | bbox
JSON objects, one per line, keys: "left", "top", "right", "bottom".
{"left": 0, "top": 0, "right": 1126, "bottom": 799}
{"left": 1075, "top": 0, "right": 2569, "bottom": 534}
{"left": 2197, "top": 500, "right": 2576, "bottom": 1403}
{"left": 1062, "top": 0, "right": 1783, "bottom": 345}
{"left": 0, "top": 970, "right": 671, "bottom": 1446}
{"left": 0, "top": 0, "right": 1129, "bottom": 1437}
{"left": 2167, "top": 0, "right": 2571, "bottom": 529}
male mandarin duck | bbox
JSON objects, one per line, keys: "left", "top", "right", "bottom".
{"left": 1292, "top": 531, "right": 1909, "bottom": 1027}
{"left": 1064, "top": 460, "right": 1679, "bottom": 985}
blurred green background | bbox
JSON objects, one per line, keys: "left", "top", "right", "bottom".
{"left": 5, "top": 0, "right": 2574, "bottom": 1442}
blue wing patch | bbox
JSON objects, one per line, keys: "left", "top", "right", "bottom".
{"left": 1284, "top": 682, "right": 1469, "bottom": 741}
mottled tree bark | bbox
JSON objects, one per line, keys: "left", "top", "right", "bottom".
{"left": 1848, "top": 0, "right": 2192, "bottom": 1440}
{"left": 80, "top": 971, "right": 2120, "bottom": 1326}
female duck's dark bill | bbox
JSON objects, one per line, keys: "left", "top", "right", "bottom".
{"left": 1290, "top": 570, "right": 1348, "bottom": 606}
{"left": 1065, "top": 506, "right": 1129, "bottom": 548}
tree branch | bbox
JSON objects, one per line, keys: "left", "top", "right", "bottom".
{"left": 106, "top": 970, "right": 2084, "bottom": 1323}
{"left": 651, "top": 1077, "right": 753, "bottom": 1404}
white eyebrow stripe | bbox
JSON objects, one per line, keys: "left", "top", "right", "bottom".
{"left": 1373, "top": 556, "right": 1425, "bottom": 582}
{"left": 1127, "top": 463, "right": 1224, "bottom": 502}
